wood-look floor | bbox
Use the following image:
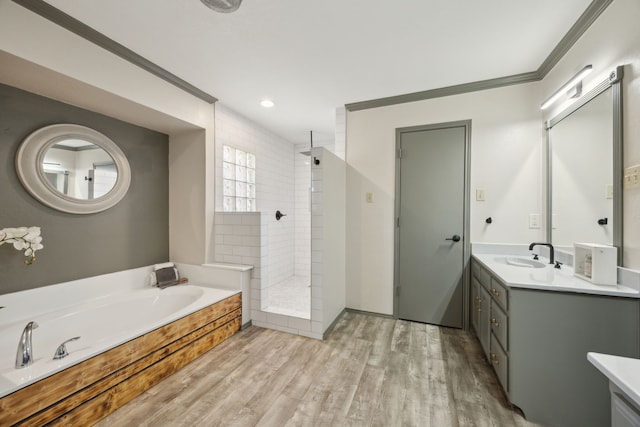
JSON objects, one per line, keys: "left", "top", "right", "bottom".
{"left": 96, "top": 312, "right": 541, "bottom": 427}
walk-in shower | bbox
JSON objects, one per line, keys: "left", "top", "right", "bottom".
{"left": 262, "top": 145, "right": 311, "bottom": 319}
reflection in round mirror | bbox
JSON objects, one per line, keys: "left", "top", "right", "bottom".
{"left": 16, "top": 124, "right": 131, "bottom": 214}
{"left": 43, "top": 139, "right": 118, "bottom": 200}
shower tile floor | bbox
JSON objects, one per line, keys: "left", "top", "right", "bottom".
{"left": 263, "top": 275, "right": 310, "bottom": 319}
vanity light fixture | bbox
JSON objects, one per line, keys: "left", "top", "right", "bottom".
{"left": 540, "top": 65, "right": 593, "bottom": 110}
{"left": 260, "top": 99, "right": 275, "bottom": 108}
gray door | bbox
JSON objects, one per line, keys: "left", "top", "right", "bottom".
{"left": 396, "top": 124, "right": 467, "bottom": 328}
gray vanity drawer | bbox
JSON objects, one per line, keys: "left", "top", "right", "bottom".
{"left": 490, "top": 302, "right": 508, "bottom": 350}
{"left": 490, "top": 277, "right": 508, "bottom": 310}
{"left": 473, "top": 261, "right": 491, "bottom": 290}
{"left": 490, "top": 335, "right": 508, "bottom": 392}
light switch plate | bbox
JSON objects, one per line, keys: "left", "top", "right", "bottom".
{"left": 365, "top": 192, "right": 373, "bottom": 203}
{"left": 605, "top": 184, "right": 614, "bottom": 199}
{"left": 624, "top": 165, "right": 640, "bottom": 189}
{"left": 529, "top": 213, "right": 541, "bottom": 229}
{"left": 476, "top": 188, "right": 486, "bottom": 201}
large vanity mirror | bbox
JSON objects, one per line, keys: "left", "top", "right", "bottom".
{"left": 16, "top": 124, "right": 131, "bottom": 214}
{"left": 546, "top": 66, "right": 623, "bottom": 261}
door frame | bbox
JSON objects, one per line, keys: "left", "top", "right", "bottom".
{"left": 393, "top": 120, "right": 472, "bottom": 329}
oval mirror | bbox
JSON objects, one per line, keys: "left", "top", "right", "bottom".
{"left": 16, "top": 124, "right": 131, "bottom": 214}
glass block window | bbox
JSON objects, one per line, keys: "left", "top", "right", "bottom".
{"left": 223, "top": 145, "right": 256, "bottom": 212}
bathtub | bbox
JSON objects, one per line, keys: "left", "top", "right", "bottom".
{"left": 0, "top": 265, "right": 241, "bottom": 404}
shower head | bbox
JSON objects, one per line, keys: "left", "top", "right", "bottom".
{"left": 299, "top": 130, "right": 314, "bottom": 156}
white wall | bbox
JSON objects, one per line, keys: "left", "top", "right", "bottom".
{"left": 214, "top": 103, "right": 295, "bottom": 287}
{"left": 294, "top": 146, "right": 311, "bottom": 278}
{"left": 346, "top": 83, "right": 544, "bottom": 315}
{"left": 169, "top": 129, "right": 208, "bottom": 264}
{"left": 540, "top": 0, "right": 640, "bottom": 268}
{"left": 345, "top": 0, "right": 640, "bottom": 315}
{"left": 0, "top": 1, "right": 216, "bottom": 266}
{"left": 312, "top": 148, "right": 346, "bottom": 332}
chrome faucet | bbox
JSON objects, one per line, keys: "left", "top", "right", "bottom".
{"left": 529, "top": 242, "right": 555, "bottom": 265}
{"left": 15, "top": 321, "right": 38, "bottom": 369}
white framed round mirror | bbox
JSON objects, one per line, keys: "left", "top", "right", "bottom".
{"left": 16, "top": 124, "right": 131, "bottom": 214}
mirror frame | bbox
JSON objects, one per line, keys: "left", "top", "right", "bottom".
{"left": 15, "top": 124, "right": 131, "bottom": 214}
{"left": 546, "top": 66, "right": 624, "bottom": 263}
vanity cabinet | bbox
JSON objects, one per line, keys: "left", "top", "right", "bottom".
{"left": 471, "top": 259, "right": 508, "bottom": 391}
{"left": 471, "top": 274, "right": 491, "bottom": 356}
{"left": 611, "top": 384, "right": 640, "bottom": 427}
{"left": 471, "top": 257, "right": 640, "bottom": 427}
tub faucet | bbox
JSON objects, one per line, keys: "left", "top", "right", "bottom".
{"left": 529, "top": 242, "right": 554, "bottom": 265}
{"left": 15, "top": 321, "right": 38, "bottom": 369}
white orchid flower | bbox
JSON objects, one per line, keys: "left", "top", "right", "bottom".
{"left": 0, "top": 226, "right": 44, "bottom": 265}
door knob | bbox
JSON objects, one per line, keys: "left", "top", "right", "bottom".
{"left": 445, "top": 235, "right": 461, "bottom": 242}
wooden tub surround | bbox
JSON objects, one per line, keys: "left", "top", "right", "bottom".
{"left": 0, "top": 292, "right": 242, "bottom": 426}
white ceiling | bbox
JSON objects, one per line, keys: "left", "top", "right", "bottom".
{"left": 45, "top": 0, "right": 593, "bottom": 144}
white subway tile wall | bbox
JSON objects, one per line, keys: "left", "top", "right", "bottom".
{"left": 214, "top": 104, "right": 319, "bottom": 337}
{"left": 310, "top": 149, "right": 325, "bottom": 333}
{"left": 213, "top": 105, "right": 343, "bottom": 339}
{"left": 294, "top": 145, "right": 311, "bottom": 278}
{"left": 215, "top": 104, "right": 294, "bottom": 289}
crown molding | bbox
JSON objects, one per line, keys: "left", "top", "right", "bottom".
{"left": 346, "top": 0, "right": 613, "bottom": 112}
{"left": 10, "top": 0, "right": 612, "bottom": 112}
{"left": 11, "top": 0, "right": 218, "bottom": 104}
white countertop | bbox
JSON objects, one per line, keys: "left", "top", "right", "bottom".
{"left": 473, "top": 253, "right": 640, "bottom": 298}
{"left": 588, "top": 352, "right": 640, "bottom": 407}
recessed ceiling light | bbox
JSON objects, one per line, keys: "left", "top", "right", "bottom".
{"left": 260, "top": 99, "right": 275, "bottom": 108}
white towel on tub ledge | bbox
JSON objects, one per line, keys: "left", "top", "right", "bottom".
{"left": 149, "top": 262, "right": 179, "bottom": 286}
{"left": 153, "top": 262, "right": 175, "bottom": 271}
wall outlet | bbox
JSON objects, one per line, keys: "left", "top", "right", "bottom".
{"left": 476, "top": 188, "right": 486, "bottom": 201}
{"left": 624, "top": 165, "right": 640, "bottom": 189}
{"left": 529, "top": 213, "right": 541, "bottom": 229}
{"left": 605, "top": 184, "right": 614, "bottom": 199}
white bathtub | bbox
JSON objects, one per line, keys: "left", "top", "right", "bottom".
{"left": 0, "top": 265, "right": 239, "bottom": 398}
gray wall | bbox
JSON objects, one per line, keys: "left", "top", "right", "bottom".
{"left": 0, "top": 83, "right": 169, "bottom": 294}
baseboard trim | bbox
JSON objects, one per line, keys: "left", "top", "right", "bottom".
{"left": 345, "top": 307, "right": 395, "bottom": 320}
{"left": 322, "top": 309, "right": 346, "bottom": 339}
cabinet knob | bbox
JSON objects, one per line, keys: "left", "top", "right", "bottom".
{"left": 489, "top": 353, "right": 500, "bottom": 365}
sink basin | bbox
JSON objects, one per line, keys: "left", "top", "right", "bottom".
{"left": 494, "top": 256, "right": 546, "bottom": 269}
